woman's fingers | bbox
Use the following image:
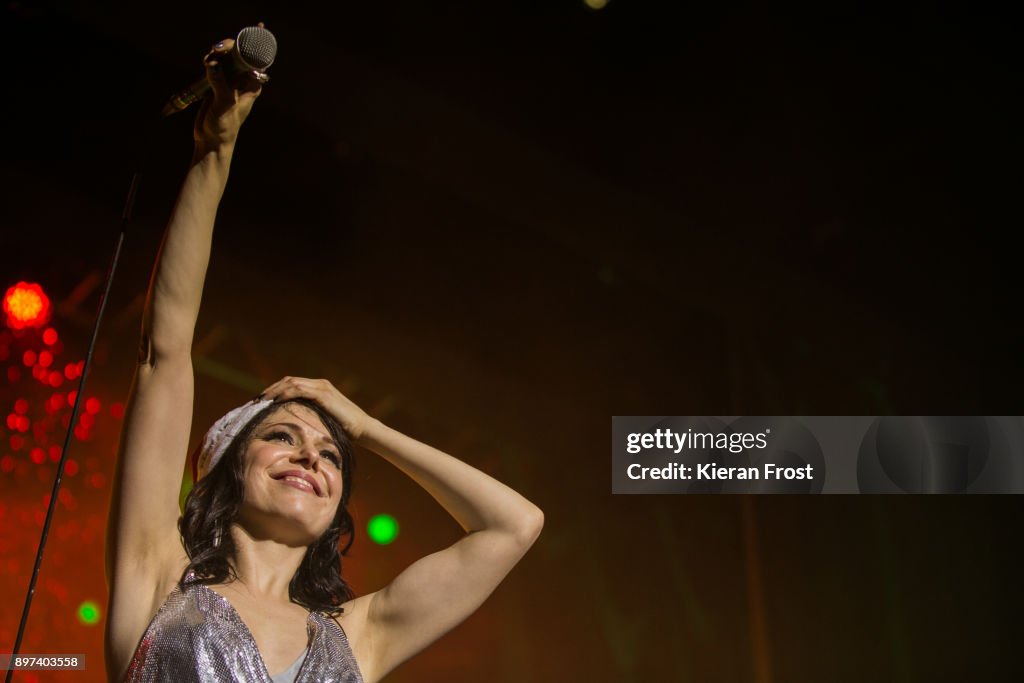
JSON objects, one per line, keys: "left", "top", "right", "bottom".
{"left": 203, "top": 39, "right": 234, "bottom": 97}
{"left": 262, "top": 376, "right": 314, "bottom": 402}
{"left": 260, "top": 377, "right": 370, "bottom": 441}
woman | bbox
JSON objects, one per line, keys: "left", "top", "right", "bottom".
{"left": 104, "top": 34, "right": 544, "bottom": 683}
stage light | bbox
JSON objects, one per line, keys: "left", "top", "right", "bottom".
{"left": 3, "top": 282, "right": 51, "bottom": 329}
{"left": 14, "top": 398, "right": 29, "bottom": 414}
{"left": 42, "top": 327, "right": 58, "bottom": 345}
{"left": 65, "top": 459, "right": 79, "bottom": 476}
{"left": 367, "top": 513, "right": 399, "bottom": 545}
{"left": 23, "top": 350, "right": 37, "bottom": 367}
{"left": 86, "top": 397, "right": 101, "bottom": 415}
{"left": 30, "top": 447, "right": 45, "bottom": 465}
{"left": 38, "top": 350, "right": 53, "bottom": 367}
{"left": 77, "top": 600, "right": 101, "bottom": 625}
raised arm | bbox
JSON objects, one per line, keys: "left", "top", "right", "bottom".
{"left": 104, "top": 35, "right": 263, "bottom": 677}
{"left": 260, "top": 378, "right": 545, "bottom": 683}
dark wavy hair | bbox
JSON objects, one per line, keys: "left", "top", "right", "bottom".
{"left": 178, "top": 397, "right": 356, "bottom": 616}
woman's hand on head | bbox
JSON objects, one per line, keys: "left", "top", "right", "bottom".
{"left": 261, "top": 377, "right": 373, "bottom": 442}
{"left": 193, "top": 24, "right": 268, "bottom": 150}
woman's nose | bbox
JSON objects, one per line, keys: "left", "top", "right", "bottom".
{"left": 293, "top": 445, "right": 320, "bottom": 468}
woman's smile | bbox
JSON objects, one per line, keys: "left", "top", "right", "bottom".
{"left": 278, "top": 475, "right": 317, "bottom": 495}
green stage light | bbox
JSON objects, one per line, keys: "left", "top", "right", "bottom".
{"left": 77, "top": 600, "right": 101, "bottom": 625}
{"left": 367, "top": 514, "right": 399, "bottom": 545}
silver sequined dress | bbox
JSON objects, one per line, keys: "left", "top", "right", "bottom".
{"left": 123, "top": 570, "right": 364, "bottom": 682}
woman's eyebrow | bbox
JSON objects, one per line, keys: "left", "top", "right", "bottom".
{"left": 264, "top": 421, "right": 336, "bottom": 448}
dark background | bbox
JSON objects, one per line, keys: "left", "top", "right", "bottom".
{"left": 1, "top": 1, "right": 1021, "bottom": 681}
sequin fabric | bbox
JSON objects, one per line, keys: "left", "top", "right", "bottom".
{"left": 123, "top": 571, "right": 364, "bottom": 682}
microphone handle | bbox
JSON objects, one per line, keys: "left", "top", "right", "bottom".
{"left": 162, "top": 75, "right": 212, "bottom": 117}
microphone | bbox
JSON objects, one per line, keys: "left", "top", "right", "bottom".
{"left": 163, "top": 25, "right": 277, "bottom": 116}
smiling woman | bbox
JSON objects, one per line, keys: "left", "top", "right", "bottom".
{"left": 177, "top": 397, "right": 359, "bottom": 618}
{"left": 103, "top": 27, "right": 543, "bottom": 683}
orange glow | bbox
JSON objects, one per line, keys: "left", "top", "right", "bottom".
{"left": 3, "top": 282, "right": 51, "bottom": 329}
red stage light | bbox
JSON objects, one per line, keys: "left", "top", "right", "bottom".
{"left": 86, "top": 397, "right": 101, "bottom": 414}
{"left": 23, "top": 350, "right": 37, "bottom": 367}
{"left": 80, "top": 412, "right": 95, "bottom": 429}
{"left": 30, "top": 447, "right": 46, "bottom": 464}
{"left": 49, "top": 445, "right": 62, "bottom": 462}
{"left": 15, "top": 415, "right": 30, "bottom": 432}
{"left": 6, "top": 413, "right": 17, "bottom": 429}
{"left": 43, "top": 327, "right": 58, "bottom": 345}
{"left": 14, "top": 398, "right": 29, "bottom": 414}
{"left": 67, "top": 390, "right": 78, "bottom": 406}
{"left": 64, "top": 363, "right": 76, "bottom": 380}
{"left": 3, "top": 282, "right": 51, "bottom": 329}
{"left": 65, "top": 458, "right": 79, "bottom": 476}
{"left": 48, "top": 371, "right": 63, "bottom": 387}
{"left": 38, "top": 350, "right": 53, "bottom": 367}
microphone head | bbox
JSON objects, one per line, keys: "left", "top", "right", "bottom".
{"left": 235, "top": 25, "right": 277, "bottom": 71}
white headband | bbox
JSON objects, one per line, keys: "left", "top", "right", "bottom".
{"left": 194, "top": 398, "right": 275, "bottom": 480}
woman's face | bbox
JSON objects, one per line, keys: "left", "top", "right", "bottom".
{"left": 235, "top": 403, "right": 344, "bottom": 546}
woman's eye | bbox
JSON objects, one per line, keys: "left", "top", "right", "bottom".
{"left": 321, "top": 451, "right": 340, "bottom": 466}
{"left": 269, "top": 431, "right": 293, "bottom": 444}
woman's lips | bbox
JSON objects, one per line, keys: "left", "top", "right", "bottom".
{"left": 278, "top": 475, "right": 318, "bottom": 495}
